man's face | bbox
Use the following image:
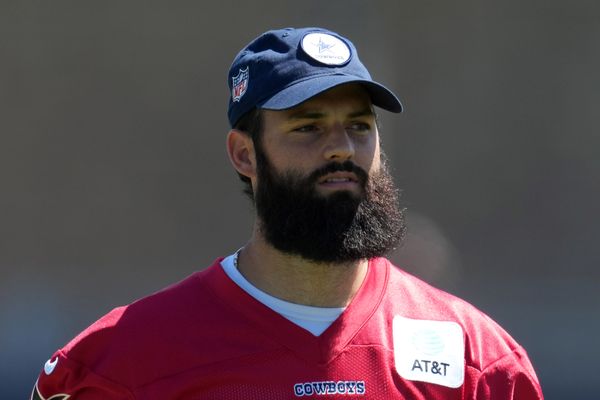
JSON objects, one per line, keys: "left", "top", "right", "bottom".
{"left": 251, "top": 84, "right": 405, "bottom": 263}
{"left": 256, "top": 84, "right": 381, "bottom": 198}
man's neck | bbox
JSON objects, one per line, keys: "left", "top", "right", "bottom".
{"left": 236, "top": 232, "right": 368, "bottom": 308}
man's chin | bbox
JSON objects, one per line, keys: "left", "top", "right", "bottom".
{"left": 314, "top": 190, "right": 364, "bottom": 204}
{"left": 315, "top": 184, "right": 365, "bottom": 200}
{"left": 316, "top": 179, "right": 361, "bottom": 192}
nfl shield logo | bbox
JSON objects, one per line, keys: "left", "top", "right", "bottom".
{"left": 231, "top": 67, "right": 249, "bottom": 102}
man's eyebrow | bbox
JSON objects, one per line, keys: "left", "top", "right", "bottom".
{"left": 286, "top": 108, "right": 375, "bottom": 120}
{"left": 348, "top": 109, "right": 376, "bottom": 119}
{"left": 287, "top": 110, "right": 326, "bottom": 120}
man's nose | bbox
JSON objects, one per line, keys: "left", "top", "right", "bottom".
{"left": 323, "top": 123, "right": 355, "bottom": 161}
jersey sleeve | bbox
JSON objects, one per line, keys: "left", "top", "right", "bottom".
{"left": 31, "top": 350, "right": 135, "bottom": 400}
{"left": 474, "top": 347, "right": 544, "bottom": 400}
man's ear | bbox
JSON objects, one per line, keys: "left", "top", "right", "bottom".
{"left": 226, "top": 129, "right": 256, "bottom": 180}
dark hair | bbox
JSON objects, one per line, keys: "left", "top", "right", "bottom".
{"left": 233, "top": 108, "right": 263, "bottom": 199}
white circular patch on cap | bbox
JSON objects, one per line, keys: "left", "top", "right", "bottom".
{"left": 301, "top": 32, "right": 351, "bottom": 65}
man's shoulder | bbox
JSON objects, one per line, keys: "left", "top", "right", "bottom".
{"left": 68, "top": 260, "right": 221, "bottom": 344}
{"left": 380, "top": 258, "right": 526, "bottom": 371}
{"left": 54, "top": 260, "right": 231, "bottom": 385}
{"left": 382, "top": 258, "right": 494, "bottom": 320}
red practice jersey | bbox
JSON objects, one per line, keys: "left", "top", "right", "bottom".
{"left": 32, "top": 258, "right": 543, "bottom": 399}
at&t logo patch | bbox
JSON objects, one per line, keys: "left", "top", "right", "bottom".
{"left": 393, "top": 315, "right": 465, "bottom": 388}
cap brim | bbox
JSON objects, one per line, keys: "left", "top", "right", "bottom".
{"left": 259, "top": 74, "right": 403, "bottom": 113}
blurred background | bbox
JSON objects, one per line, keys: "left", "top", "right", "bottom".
{"left": 1, "top": 1, "right": 598, "bottom": 398}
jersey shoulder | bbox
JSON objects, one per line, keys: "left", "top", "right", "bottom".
{"left": 34, "top": 259, "right": 248, "bottom": 396}
{"left": 382, "top": 259, "right": 529, "bottom": 371}
{"left": 376, "top": 259, "right": 542, "bottom": 397}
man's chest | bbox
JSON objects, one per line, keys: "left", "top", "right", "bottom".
{"left": 134, "top": 345, "right": 464, "bottom": 399}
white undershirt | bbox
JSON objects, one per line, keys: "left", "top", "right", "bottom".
{"left": 220, "top": 253, "right": 345, "bottom": 336}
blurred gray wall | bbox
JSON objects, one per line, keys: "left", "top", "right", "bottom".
{"left": 1, "top": 1, "right": 599, "bottom": 398}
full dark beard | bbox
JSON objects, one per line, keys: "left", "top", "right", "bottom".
{"left": 254, "top": 147, "right": 406, "bottom": 263}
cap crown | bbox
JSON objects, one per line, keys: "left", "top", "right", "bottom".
{"left": 227, "top": 27, "right": 402, "bottom": 127}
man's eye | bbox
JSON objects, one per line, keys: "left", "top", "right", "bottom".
{"left": 294, "top": 125, "right": 319, "bottom": 133}
{"left": 349, "top": 122, "right": 371, "bottom": 132}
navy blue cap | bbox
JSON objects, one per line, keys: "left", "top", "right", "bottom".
{"left": 227, "top": 27, "right": 403, "bottom": 127}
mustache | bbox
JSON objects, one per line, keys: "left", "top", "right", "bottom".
{"left": 307, "top": 160, "right": 369, "bottom": 186}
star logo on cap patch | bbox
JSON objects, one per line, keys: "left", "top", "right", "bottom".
{"left": 316, "top": 37, "right": 335, "bottom": 54}
{"left": 301, "top": 32, "right": 351, "bottom": 66}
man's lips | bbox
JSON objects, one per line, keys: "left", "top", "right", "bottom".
{"left": 308, "top": 161, "right": 368, "bottom": 190}
{"left": 317, "top": 172, "right": 360, "bottom": 187}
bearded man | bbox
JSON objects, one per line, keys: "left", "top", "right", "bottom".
{"left": 31, "top": 27, "right": 544, "bottom": 399}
